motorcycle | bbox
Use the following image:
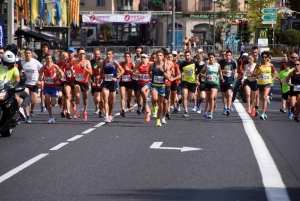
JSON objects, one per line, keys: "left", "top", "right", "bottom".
{"left": 0, "top": 76, "right": 25, "bottom": 137}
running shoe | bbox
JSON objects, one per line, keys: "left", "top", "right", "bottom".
{"left": 94, "top": 108, "right": 99, "bottom": 114}
{"left": 288, "top": 112, "right": 293, "bottom": 119}
{"left": 142, "top": 106, "right": 146, "bottom": 114}
{"left": 294, "top": 117, "right": 299, "bottom": 122}
{"left": 265, "top": 114, "right": 268, "bottom": 119}
{"left": 61, "top": 111, "right": 66, "bottom": 118}
{"left": 208, "top": 114, "right": 213, "bottom": 119}
{"left": 19, "top": 107, "right": 26, "bottom": 120}
{"left": 214, "top": 101, "right": 217, "bottom": 109}
{"left": 152, "top": 105, "right": 158, "bottom": 115}
{"left": 156, "top": 119, "right": 162, "bottom": 127}
{"left": 66, "top": 112, "right": 72, "bottom": 119}
{"left": 177, "top": 105, "right": 181, "bottom": 111}
{"left": 166, "top": 112, "right": 171, "bottom": 119}
{"left": 230, "top": 106, "right": 234, "bottom": 111}
{"left": 73, "top": 111, "right": 80, "bottom": 119}
{"left": 72, "top": 103, "right": 76, "bottom": 111}
{"left": 120, "top": 111, "right": 125, "bottom": 117}
{"left": 226, "top": 110, "right": 231, "bottom": 116}
{"left": 197, "top": 107, "right": 201, "bottom": 114}
{"left": 82, "top": 111, "right": 87, "bottom": 121}
{"left": 137, "top": 107, "right": 142, "bottom": 115}
{"left": 41, "top": 106, "right": 46, "bottom": 113}
{"left": 47, "top": 118, "right": 55, "bottom": 124}
{"left": 104, "top": 117, "right": 111, "bottom": 123}
{"left": 223, "top": 108, "right": 227, "bottom": 115}
{"left": 255, "top": 109, "right": 259, "bottom": 116}
{"left": 161, "top": 117, "right": 167, "bottom": 124}
{"left": 25, "top": 116, "right": 31, "bottom": 123}
{"left": 267, "top": 99, "right": 271, "bottom": 105}
{"left": 280, "top": 108, "right": 287, "bottom": 113}
{"left": 251, "top": 108, "right": 256, "bottom": 117}
{"left": 109, "top": 115, "right": 113, "bottom": 122}
{"left": 182, "top": 112, "right": 189, "bottom": 117}
{"left": 192, "top": 105, "right": 197, "bottom": 111}
{"left": 204, "top": 113, "right": 208, "bottom": 118}
{"left": 30, "top": 110, "right": 35, "bottom": 117}
{"left": 99, "top": 112, "right": 103, "bottom": 118}
{"left": 172, "top": 108, "right": 178, "bottom": 114}
{"left": 127, "top": 102, "right": 131, "bottom": 109}
{"left": 247, "top": 108, "right": 251, "bottom": 114}
{"left": 260, "top": 113, "right": 266, "bottom": 120}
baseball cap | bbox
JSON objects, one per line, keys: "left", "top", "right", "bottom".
{"left": 242, "top": 53, "right": 249, "bottom": 57}
{"left": 172, "top": 51, "right": 178, "bottom": 55}
{"left": 68, "top": 47, "right": 75, "bottom": 52}
{"left": 203, "top": 54, "right": 208, "bottom": 59}
{"left": 198, "top": 49, "right": 203, "bottom": 53}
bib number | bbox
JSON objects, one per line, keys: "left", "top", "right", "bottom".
{"left": 122, "top": 75, "right": 131, "bottom": 82}
{"left": 44, "top": 77, "right": 54, "bottom": 84}
{"left": 260, "top": 74, "right": 269, "bottom": 81}
{"left": 75, "top": 74, "right": 85, "bottom": 81}
{"left": 246, "top": 72, "right": 252, "bottom": 77}
{"left": 207, "top": 74, "right": 217, "bottom": 82}
{"left": 224, "top": 71, "right": 232, "bottom": 77}
{"left": 201, "top": 77, "right": 206, "bottom": 82}
{"left": 294, "top": 84, "right": 300, "bottom": 91}
{"left": 66, "top": 70, "right": 74, "bottom": 78}
{"left": 105, "top": 74, "right": 113, "bottom": 81}
{"left": 153, "top": 75, "right": 164, "bottom": 84}
{"left": 140, "top": 74, "right": 149, "bottom": 81}
{"left": 185, "top": 70, "right": 193, "bottom": 76}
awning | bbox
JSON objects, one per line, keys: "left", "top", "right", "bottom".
{"left": 15, "top": 29, "right": 57, "bottom": 42}
{"left": 82, "top": 14, "right": 151, "bottom": 24}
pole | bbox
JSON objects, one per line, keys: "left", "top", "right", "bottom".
{"left": 208, "top": 17, "right": 210, "bottom": 41}
{"left": 176, "top": 17, "right": 178, "bottom": 50}
{"left": 213, "top": 1, "right": 216, "bottom": 53}
{"left": 171, "top": 0, "right": 175, "bottom": 51}
{"left": 272, "top": 23, "right": 275, "bottom": 48}
{"left": 166, "top": 16, "right": 168, "bottom": 47}
{"left": 7, "top": 0, "right": 14, "bottom": 44}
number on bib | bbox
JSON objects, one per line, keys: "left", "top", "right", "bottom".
{"left": 105, "top": 74, "right": 113, "bottom": 81}
{"left": 207, "top": 74, "right": 216, "bottom": 82}
{"left": 140, "top": 74, "right": 149, "bottom": 81}
{"left": 294, "top": 84, "right": 300, "bottom": 91}
{"left": 153, "top": 75, "right": 164, "bottom": 84}
{"left": 44, "top": 77, "right": 54, "bottom": 84}
{"left": 75, "top": 74, "right": 85, "bottom": 81}
{"left": 224, "top": 71, "right": 232, "bottom": 77}
{"left": 260, "top": 74, "right": 269, "bottom": 81}
{"left": 185, "top": 70, "right": 193, "bottom": 76}
{"left": 122, "top": 75, "right": 131, "bottom": 82}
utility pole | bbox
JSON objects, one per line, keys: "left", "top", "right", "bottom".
{"left": 7, "top": 0, "right": 14, "bottom": 44}
{"left": 212, "top": 0, "right": 217, "bottom": 53}
{"left": 171, "top": 0, "right": 175, "bottom": 51}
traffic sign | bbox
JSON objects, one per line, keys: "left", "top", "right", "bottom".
{"left": 262, "top": 15, "right": 277, "bottom": 21}
{"left": 262, "top": 8, "right": 277, "bottom": 14}
{"left": 231, "top": 20, "right": 236, "bottom": 26}
{"left": 262, "top": 21, "right": 277, "bottom": 25}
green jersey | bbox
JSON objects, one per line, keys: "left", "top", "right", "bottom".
{"left": 205, "top": 63, "right": 219, "bottom": 85}
{"left": 278, "top": 69, "right": 293, "bottom": 93}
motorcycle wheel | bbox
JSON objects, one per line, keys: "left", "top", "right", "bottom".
{"left": 1, "top": 129, "right": 13, "bottom": 137}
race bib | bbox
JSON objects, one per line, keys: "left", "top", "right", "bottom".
{"left": 66, "top": 70, "right": 74, "bottom": 78}
{"left": 207, "top": 74, "right": 217, "bottom": 82}
{"left": 201, "top": 77, "right": 206, "bottom": 82}
{"left": 44, "top": 77, "right": 54, "bottom": 84}
{"left": 75, "top": 74, "right": 85, "bottom": 81}
{"left": 122, "top": 75, "right": 131, "bottom": 82}
{"left": 185, "top": 70, "right": 193, "bottom": 76}
{"left": 223, "top": 71, "right": 232, "bottom": 77}
{"left": 132, "top": 75, "right": 138, "bottom": 80}
{"left": 260, "top": 74, "right": 269, "bottom": 81}
{"left": 246, "top": 72, "right": 252, "bottom": 77}
{"left": 294, "top": 84, "right": 300, "bottom": 91}
{"left": 105, "top": 74, "right": 113, "bottom": 81}
{"left": 140, "top": 74, "right": 149, "bottom": 81}
{"left": 153, "top": 75, "right": 164, "bottom": 84}
{"left": 60, "top": 76, "right": 66, "bottom": 82}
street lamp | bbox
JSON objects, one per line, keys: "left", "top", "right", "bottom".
{"left": 212, "top": 0, "right": 217, "bottom": 53}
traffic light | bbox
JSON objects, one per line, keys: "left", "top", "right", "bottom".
{"left": 238, "top": 20, "right": 242, "bottom": 34}
{"left": 243, "top": 20, "right": 248, "bottom": 31}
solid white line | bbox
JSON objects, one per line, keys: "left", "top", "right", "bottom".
{"left": 67, "top": 135, "right": 83, "bottom": 142}
{"left": 49, "top": 142, "right": 69, "bottom": 151}
{"left": 234, "top": 100, "right": 290, "bottom": 201}
{"left": 94, "top": 122, "right": 105, "bottom": 128}
{"left": 82, "top": 128, "right": 95, "bottom": 134}
{"left": 0, "top": 153, "right": 48, "bottom": 184}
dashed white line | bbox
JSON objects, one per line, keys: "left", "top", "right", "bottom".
{"left": 82, "top": 128, "right": 95, "bottom": 134}
{"left": 0, "top": 153, "right": 49, "bottom": 184}
{"left": 94, "top": 122, "right": 105, "bottom": 128}
{"left": 234, "top": 100, "right": 290, "bottom": 201}
{"left": 67, "top": 135, "right": 84, "bottom": 142}
{"left": 49, "top": 142, "right": 69, "bottom": 151}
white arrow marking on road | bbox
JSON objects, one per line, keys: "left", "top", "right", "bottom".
{"left": 150, "top": 142, "right": 202, "bottom": 152}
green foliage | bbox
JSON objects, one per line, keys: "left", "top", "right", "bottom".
{"left": 280, "top": 29, "right": 300, "bottom": 46}
{"left": 288, "top": 0, "right": 300, "bottom": 12}
{"left": 217, "top": 0, "right": 241, "bottom": 12}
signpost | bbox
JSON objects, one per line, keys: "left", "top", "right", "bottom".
{"left": 261, "top": 8, "right": 277, "bottom": 47}
{"left": 230, "top": 20, "right": 237, "bottom": 35}
{"left": 262, "top": 15, "right": 277, "bottom": 21}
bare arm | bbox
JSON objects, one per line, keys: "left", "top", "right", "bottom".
{"left": 83, "top": 60, "right": 93, "bottom": 75}
{"left": 38, "top": 67, "right": 45, "bottom": 81}
{"left": 114, "top": 60, "right": 124, "bottom": 80}
{"left": 286, "top": 72, "right": 293, "bottom": 87}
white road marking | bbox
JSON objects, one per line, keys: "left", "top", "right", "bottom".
{"left": 0, "top": 154, "right": 48, "bottom": 184}
{"left": 49, "top": 142, "right": 69, "bottom": 151}
{"left": 94, "top": 122, "right": 105, "bottom": 128}
{"left": 67, "top": 135, "right": 83, "bottom": 142}
{"left": 150, "top": 142, "right": 202, "bottom": 152}
{"left": 234, "top": 100, "right": 290, "bottom": 201}
{"left": 115, "top": 113, "right": 120, "bottom": 116}
{"left": 82, "top": 128, "right": 95, "bottom": 134}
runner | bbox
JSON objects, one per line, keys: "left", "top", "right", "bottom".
{"left": 98, "top": 48, "right": 124, "bottom": 123}
{"left": 132, "top": 46, "right": 143, "bottom": 104}
{"left": 169, "top": 51, "right": 181, "bottom": 114}
{"left": 252, "top": 51, "right": 278, "bottom": 120}
{"left": 38, "top": 53, "right": 64, "bottom": 124}
{"left": 148, "top": 50, "right": 171, "bottom": 126}
{"left": 179, "top": 51, "right": 200, "bottom": 117}
{"left": 90, "top": 48, "right": 102, "bottom": 114}
{"left": 132, "top": 52, "right": 151, "bottom": 121}
{"left": 199, "top": 53, "right": 222, "bottom": 119}
{"left": 277, "top": 62, "right": 293, "bottom": 118}
{"left": 73, "top": 47, "right": 93, "bottom": 121}
{"left": 195, "top": 52, "right": 206, "bottom": 114}
{"left": 21, "top": 48, "right": 43, "bottom": 120}
{"left": 286, "top": 59, "right": 300, "bottom": 122}
{"left": 219, "top": 50, "right": 237, "bottom": 116}
{"left": 64, "top": 47, "right": 77, "bottom": 119}
{"left": 119, "top": 52, "right": 135, "bottom": 117}
{"left": 242, "top": 55, "right": 258, "bottom": 114}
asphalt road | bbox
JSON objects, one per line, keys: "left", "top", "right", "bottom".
{"left": 0, "top": 60, "right": 299, "bottom": 201}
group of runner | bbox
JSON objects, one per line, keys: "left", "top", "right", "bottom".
{"left": 1, "top": 43, "right": 299, "bottom": 126}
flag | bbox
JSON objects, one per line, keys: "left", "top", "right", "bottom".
{"left": 31, "top": 0, "right": 39, "bottom": 23}
{"left": 61, "top": 0, "right": 67, "bottom": 25}
{"left": 68, "top": 0, "right": 79, "bottom": 27}
{"left": 24, "top": 0, "right": 30, "bottom": 22}
{"left": 38, "top": 0, "right": 45, "bottom": 20}
{"left": 55, "top": 0, "right": 62, "bottom": 24}
{"left": 46, "top": 3, "right": 52, "bottom": 25}
{"left": 0, "top": 20, "right": 5, "bottom": 47}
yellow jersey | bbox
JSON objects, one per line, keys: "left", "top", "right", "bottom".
{"left": 257, "top": 63, "right": 272, "bottom": 85}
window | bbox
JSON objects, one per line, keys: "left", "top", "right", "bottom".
{"left": 80, "top": 0, "right": 85, "bottom": 6}
{"left": 201, "top": 0, "right": 211, "bottom": 11}
{"left": 96, "top": 0, "right": 105, "bottom": 7}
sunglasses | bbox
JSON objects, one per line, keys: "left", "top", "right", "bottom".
{"left": 262, "top": 56, "right": 268, "bottom": 59}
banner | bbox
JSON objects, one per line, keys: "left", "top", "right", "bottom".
{"left": 0, "top": 20, "right": 5, "bottom": 47}
{"left": 82, "top": 14, "right": 152, "bottom": 24}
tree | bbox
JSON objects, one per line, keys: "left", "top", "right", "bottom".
{"left": 217, "top": 0, "right": 241, "bottom": 12}
{"left": 287, "top": 0, "right": 300, "bottom": 12}
{"left": 280, "top": 29, "right": 300, "bottom": 46}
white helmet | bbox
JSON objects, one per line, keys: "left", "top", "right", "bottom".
{"left": 2, "top": 50, "right": 16, "bottom": 66}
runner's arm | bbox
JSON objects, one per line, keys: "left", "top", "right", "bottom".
{"left": 114, "top": 60, "right": 124, "bottom": 79}
{"left": 38, "top": 67, "right": 44, "bottom": 82}
{"left": 251, "top": 63, "right": 261, "bottom": 77}
{"left": 286, "top": 72, "right": 293, "bottom": 87}
{"left": 84, "top": 60, "right": 93, "bottom": 75}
